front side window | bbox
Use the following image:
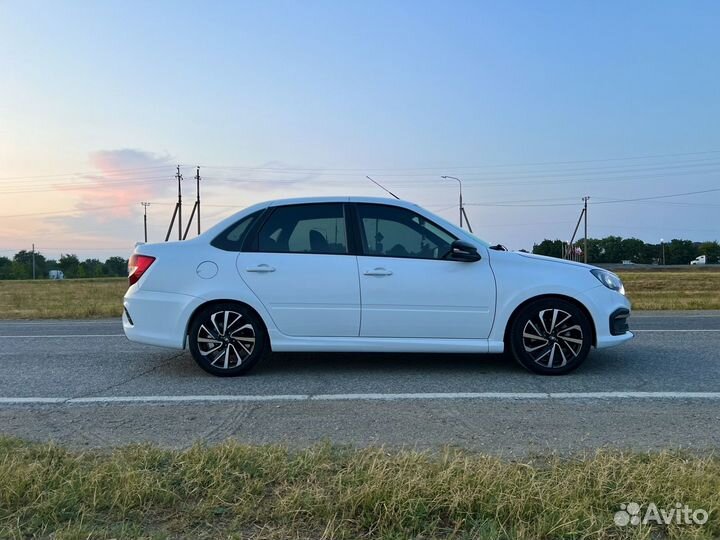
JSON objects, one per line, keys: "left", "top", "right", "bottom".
{"left": 257, "top": 203, "right": 348, "bottom": 254}
{"left": 356, "top": 204, "right": 456, "bottom": 259}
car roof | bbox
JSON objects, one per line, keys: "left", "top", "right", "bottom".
{"left": 263, "top": 195, "right": 419, "bottom": 209}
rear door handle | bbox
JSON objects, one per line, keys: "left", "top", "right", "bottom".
{"left": 246, "top": 264, "right": 276, "bottom": 273}
{"left": 364, "top": 268, "right": 393, "bottom": 276}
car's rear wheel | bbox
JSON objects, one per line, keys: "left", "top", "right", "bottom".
{"left": 509, "top": 298, "right": 592, "bottom": 375}
{"left": 188, "top": 302, "right": 268, "bottom": 377}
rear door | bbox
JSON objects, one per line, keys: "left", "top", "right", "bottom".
{"left": 235, "top": 203, "right": 361, "bottom": 337}
{"left": 354, "top": 203, "right": 495, "bottom": 339}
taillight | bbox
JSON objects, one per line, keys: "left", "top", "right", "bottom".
{"left": 128, "top": 254, "right": 156, "bottom": 287}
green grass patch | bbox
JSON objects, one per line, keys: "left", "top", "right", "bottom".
{"left": 0, "top": 437, "right": 718, "bottom": 538}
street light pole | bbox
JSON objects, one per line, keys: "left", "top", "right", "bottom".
{"left": 441, "top": 175, "right": 464, "bottom": 228}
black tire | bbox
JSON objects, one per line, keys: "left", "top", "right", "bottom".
{"left": 188, "top": 302, "right": 269, "bottom": 377}
{"left": 509, "top": 298, "right": 592, "bottom": 375}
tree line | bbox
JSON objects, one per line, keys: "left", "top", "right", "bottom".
{"left": 0, "top": 251, "right": 128, "bottom": 280}
{"left": 2, "top": 237, "right": 718, "bottom": 279}
{"left": 532, "top": 237, "right": 720, "bottom": 264}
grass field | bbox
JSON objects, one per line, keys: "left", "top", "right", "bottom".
{"left": 618, "top": 271, "right": 720, "bottom": 310}
{"left": 0, "top": 278, "right": 126, "bottom": 319}
{"left": 1, "top": 437, "right": 718, "bottom": 539}
{"left": 0, "top": 271, "right": 719, "bottom": 319}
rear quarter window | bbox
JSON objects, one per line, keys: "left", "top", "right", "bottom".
{"left": 210, "top": 210, "right": 263, "bottom": 251}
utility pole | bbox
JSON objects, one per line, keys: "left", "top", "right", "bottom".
{"left": 660, "top": 238, "right": 665, "bottom": 265}
{"left": 165, "top": 166, "right": 184, "bottom": 241}
{"left": 183, "top": 167, "right": 202, "bottom": 240}
{"left": 567, "top": 207, "right": 585, "bottom": 261}
{"left": 176, "top": 165, "right": 183, "bottom": 240}
{"left": 582, "top": 196, "right": 590, "bottom": 263}
{"left": 196, "top": 166, "right": 201, "bottom": 235}
{"left": 141, "top": 202, "right": 151, "bottom": 242}
{"left": 31, "top": 243, "right": 36, "bottom": 280}
{"left": 440, "top": 175, "right": 473, "bottom": 232}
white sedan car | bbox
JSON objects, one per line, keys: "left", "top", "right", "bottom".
{"left": 123, "top": 196, "right": 632, "bottom": 376}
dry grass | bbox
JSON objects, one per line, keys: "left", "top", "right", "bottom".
{"left": 0, "top": 278, "right": 126, "bottom": 319}
{"left": 0, "top": 437, "right": 718, "bottom": 539}
{"left": 0, "top": 270, "right": 718, "bottom": 320}
{"left": 619, "top": 271, "right": 720, "bottom": 310}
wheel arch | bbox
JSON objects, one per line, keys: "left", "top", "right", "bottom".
{"left": 183, "top": 299, "right": 272, "bottom": 350}
{"left": 502, "top": 294, "right": 597, "bottom": 348}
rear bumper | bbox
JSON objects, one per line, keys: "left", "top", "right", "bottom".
{"left": 123, "top": 289, "right": 202, "bottom": 349}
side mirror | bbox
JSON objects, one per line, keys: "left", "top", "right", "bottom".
{"left": 448, "top": 240, "right": 481, "bottom": 262}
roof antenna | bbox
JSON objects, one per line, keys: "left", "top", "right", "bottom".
{"left": 366, "top": 176, "right": 400, "bottom": 200}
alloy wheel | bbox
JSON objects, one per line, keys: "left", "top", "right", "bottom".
{"left": 521, "top": 308, "right": 584, "bottom": 369}
{"left": 196, "top": 310, "right": 256, "bottom": 370}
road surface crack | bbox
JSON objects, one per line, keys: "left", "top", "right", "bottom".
{"left": 63, "top": 352, "right": 186, "bottom": 403}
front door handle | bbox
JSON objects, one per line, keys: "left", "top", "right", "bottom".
{"left": 364, "top": 268, "right": 393, "bottom": 276}
{"left": 246, "top": 264, "right": 276, "bottom": 273}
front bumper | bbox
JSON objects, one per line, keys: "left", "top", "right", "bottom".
{"left": 584, "top": 285, "right": 633, "bottom": 349}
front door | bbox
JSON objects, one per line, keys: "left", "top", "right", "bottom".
{"left": 236, "top": 202, "right": 360, "bottom": 337}
{"left": 354, "top": 203, "right": 495, "bottom": 339}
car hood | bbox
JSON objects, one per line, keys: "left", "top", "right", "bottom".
{"left": 490, "top": 250, "right": 596, "bottom": 271}
{"left": 518, "top": 252, "right": 596, "bottom": 269}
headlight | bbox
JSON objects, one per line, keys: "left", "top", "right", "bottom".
{"left": 590, "top": 269, "right": 625, "bottom": 295}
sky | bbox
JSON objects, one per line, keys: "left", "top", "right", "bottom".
{"left": 1, "top": 0, "right": 719, "bottom": 260}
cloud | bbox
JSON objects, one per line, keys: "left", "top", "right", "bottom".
{"left": 62, "top": 148, "right": 173, "bottom": 219}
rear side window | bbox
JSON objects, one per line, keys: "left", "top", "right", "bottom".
{"left": 257, "top": 203, "right": 348, "bottom": 254}
{"left": 211, "top": 210, "right": 263, "bottom": 251}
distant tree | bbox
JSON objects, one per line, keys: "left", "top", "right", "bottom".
{"left": 620, "top": 238, "right": 645, "bottom": 263}
{"left": 665, "top": 239, "right": 698, "bottom": 265}
{"left": 104, "top": 256, "right": 128, "bottom": 277}
{"left": 58, "top": 254, "right": 80, "bottom": 278}
{"left": 12, "top": 250, "right": 47, "bottom": 279}
{"left": 528, "top": 236, "right": 709, "bottom": 265}
{"left": 598, "top": 236, "right": 623, "bottom": 263}
{"left": 79, "top": 258, "right": 104, "bottom": 278}
{"left": 639, "top": 243, "right": 661, "bottom": 264}
{"left": 532, "top": 239, "right": 564, "bottom": 258}
{"left": 699, "top": 241, "right": 720, "bottom": 264}
{"left": 0, "top": 257, "right": 13, "bottom": 279}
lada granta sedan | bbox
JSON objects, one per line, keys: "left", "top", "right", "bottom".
{"left": 123, "top": 196, "right": 632, "bottom": 376}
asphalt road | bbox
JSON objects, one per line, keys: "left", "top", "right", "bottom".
{"left": 1, "top": 311, "right": 719, "bottom": 455}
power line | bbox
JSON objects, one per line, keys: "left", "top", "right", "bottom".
{"left": 2, "top": 159, "right": 719, "bottom": 195}
{"left": 197, "top": 149, "right": 720, "bottom": 172}
{"left": 465, "top": 187, "right": 720, "bottom": 208}
{"left": 0, "top": 204, "right": 130, "bottom": 219}
{"left": 200, "top": 158, "right": 720, "bottom": 178}
{"left": 0, "top": 164, "right": 173, "bottom": 182}
{"left": 3, "top": 149, "right": 720, "bottom": 183}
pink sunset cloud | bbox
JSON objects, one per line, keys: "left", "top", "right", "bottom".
{"left": 66, "top": 149, "right": 173, "bottom": 219}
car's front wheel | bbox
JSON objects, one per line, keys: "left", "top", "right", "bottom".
{"left": 509, "top": 298, "right": 592, "bottom": 375}
{"left": 188, "top": 302, "right": 268, "bottom": 377}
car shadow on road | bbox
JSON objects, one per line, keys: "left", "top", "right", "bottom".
{"left": 250, "top": 351, "right": 520, "bottom": 376}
